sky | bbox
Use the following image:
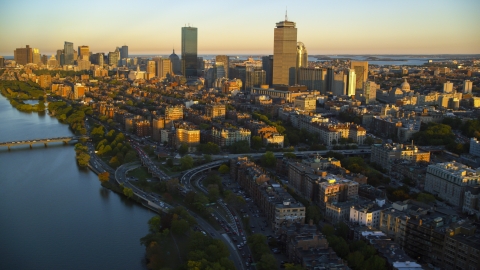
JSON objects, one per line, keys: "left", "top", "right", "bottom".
{"left": 1, "top": 0, "right": 479, "bottom": 56}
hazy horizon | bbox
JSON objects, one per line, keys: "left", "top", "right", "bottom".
{"left": 1, "top": 0, "right": 479, "bottom": 56}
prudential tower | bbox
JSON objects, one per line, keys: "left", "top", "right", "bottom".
{"left": 272, "top": 13, "right": 297, "bottom": 86}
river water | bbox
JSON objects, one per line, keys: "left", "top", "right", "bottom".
{"left": 0, "top": 94, "right": 154, "bottom": 270}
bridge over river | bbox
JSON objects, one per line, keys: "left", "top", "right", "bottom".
{"left": 0, "top": 136, "right": 89, "bottom": 150}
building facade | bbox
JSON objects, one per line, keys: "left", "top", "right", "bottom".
{"left": 273, "top": 17, "right": 297, "bottom": 86}
{"left": 181, "top": 26, "right": 198, "bottom": 77}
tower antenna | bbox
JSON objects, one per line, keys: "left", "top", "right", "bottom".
{"left": 285, "top": 7, "right": 288, "bottom": 21}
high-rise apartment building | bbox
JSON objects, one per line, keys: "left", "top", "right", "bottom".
{"left": 273, "top": 16, "right": 297, "bottom": 86}
{"left": 425, "top": 162, "right": 480, "bottom": 207}
{"left": 108, "top": 48, "right": 120, "bottom": 66}
{"left": 0, "top": 56, "right": 4, "bottom": 67}
{"left": 363, "top": 81, "right": 377, "bottom": 104}
{"left": 64, "top": 42, "right": 74, "bottom": 65}
{"left": 215, "top": 55, "right": 229, "bottom": 78}
{"left": 181, "top": 26, "right": 198, "bottom": 77}
{"left": 350, "top": 61, "right": 368, "bottom": 91}
{"left": 463, "top": 80, "right": 473, "bottom": 94}
{"left": 120, "top": 45, "right": 128, "bottom": 59}
{"left": 78, "top": 45, "right": 89, "bottom": 60}
{"left": 443, "top": 81, "right": 454, "bottom": 93}
{"left": 332, "top": 71, "right": 346, "bottom": 96}
{"left": 153, "top": 58, "right": 172, "bottom": 79}
{"left": 56, "top": 49, "right": 64, "bottom": 66}
{"left": 14, "top": 45, "right": 33, "bottom": 65}
{"left": 147, "top": 60, "right": 156, "bottom": 78}
{"left": 245, "top": 67, "right": 266, "bottom": 91}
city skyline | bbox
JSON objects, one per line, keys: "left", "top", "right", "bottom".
{"left": 1, "top": 0, "right": 479, "bottom": 56}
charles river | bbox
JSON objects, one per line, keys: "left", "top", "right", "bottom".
{"left": 0, "top": 94, "right": 154, "bottom": 270}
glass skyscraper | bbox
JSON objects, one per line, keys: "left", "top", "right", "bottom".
{"left": 64, "top": 41, "right": 74, "bottom": 65}
{"left": 181, "top": 26, "right": 198, "bottom": 77}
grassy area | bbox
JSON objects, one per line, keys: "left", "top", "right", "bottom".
{"left": 156, "top": 163, "right": 180, "bottom": 176}
{"left": 127, "top": 166, "right": 151, "bottom": 181}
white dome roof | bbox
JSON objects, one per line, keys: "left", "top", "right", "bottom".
{"left": 401, "top": 78, "right": 410, "bottom": 91}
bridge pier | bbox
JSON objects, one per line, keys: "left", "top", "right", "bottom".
{"left": 63, "top": 141, "right": 67, "bottom": 145}
{"left": 30, "top": 144, "right": 32, "bottom": 149}
{"left": 8, "top": 146, "right": 10, "bottom": 151}
{"left": 44, "top": 143, "right": 48, "bottom": 147}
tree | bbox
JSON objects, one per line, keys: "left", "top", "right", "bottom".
{"left": 148, "top": 215, "right": 161, "bottom": 233}
{"left": 283, "top": 152, "right": 297, "bottom": 159}
{"left": 180, "top": 155, "right": 194, "bottom": 170}
{"left": 166, "top": 158, "right": 174, "bottom": 167}
{"left": 166, "top": 178, "right": 179, "bottom": 195}
{"left": 208, "top": 184, "right": 220, "bottom": 202}
{"left": 305, "top": 205, "right": 322, "bottom": 225}
{"left": 322, "top": 225, "right": 335, "bottom": 237}
{"left": 260, "top": 151, "right": 276, "bottom": 167}
{"left": 347, "top": 251, "right": 365, "bottom": 270}
{"left": 218, "top": 164, "right": 229, "bottom": 174}
{"left": 123, "top": 187, "right": 134, "bottom": 198}
{"left": 257, "top": 254, "right": 277, "bottom": 270}
{"left": 416, "top": 193, "right": 436, "bottom": 204}
{"left": 364, "top": 136, "right": 375, "bottom": 145}
{"left": 251, "top": 136, "right": 263, "bottom": 150}
{"left": 98, "top": 172, "right": 110, "bottom": 183}
{"left": 179, "top": 143, "right": 189, "bottom": 155}
{"left": 230, "top": 140, "right": 250, "bottom": 154}
{"left": 171, "top": 219, "right": 190, "bottom": 235}
{"left": 109, "top": 156, "right": 121, "bottom": 168}
{"left": 204, "top": 154, "right": 212, "bottom": 163}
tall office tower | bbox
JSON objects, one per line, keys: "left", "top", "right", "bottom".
{"left": 262, "top": 55, "right": 273, "bottom": 86}
{"left": 147, "top": 60, "right": 156, "bottom": 77}
{"left": 332, "top": 71, "right": 346, "bottom": 96}
{"left": 298, "top": 67, "right": 327, "bottom": 93}
{"left": 120, "top": 45, "right": 128, "bottom": 59}
{"left": 273, "top": 15, "right": 297, "bottom": 86}
{"left": 245, "top": 67, "right": 266, "bottom": 92}
{"left": 0, "top": 56, "right": 5, "bottom": 67}
{"left": 443, "top": 81, "right": 454, "bottom": 93}
{"left": 169, "top": 49, "right": 181, "bottom": 75}
{"left": 213, "top": 61, "right": 226, "bottom": 81}
{"left": 346, "top": 69, "right": 356, "bottom": 97}
{"left": 56, "top": 49, "right": 64, "bottom": 66}
{"left": 197, "top": 57, "right": 204, "bottom": 76}
{"left": 108, "top": 48, "right": 120, "bottom": 66}
{"left": 215, "top": 55, "right": 229, "bottom": 78}
{"left": 296, "top": 42, "right": 308, "bottom": 69}
{"left": 41, "top": 54, "right": 48, "bottom": 65}
{"left": 350, "top": 61, "right": 368, "bottom": 91}
{"left": 181, "top": 26, "right": 198, "bottom": 77}
{"left": 64, "top": 41, "right": 74, "bottom": 65}
{"left": 78, "top": 45, "right": 89, "bottom": 60}
{"left": 464, "top": 80, "right": 473, "bottom": 94}
{"left": 32, "top": 48, "right": 41, "bottom": 65}
{"left": 14, "top": 45, "right": 33, "bottom": 65}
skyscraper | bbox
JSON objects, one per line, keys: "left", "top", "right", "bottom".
{"left": 245, "top": 67, "right": 266, "bottom": 92}
{"left": 120, "top": 45, "right": 128, "bottom": 59}
{"left": 64, "top": 41, "right": 74, "bottom": 65}
{"left": 56, "top": 49, "right": 64, "bottom": 66}
{"left": 169, "top": 49, "right": 181, "bottom": 75}
{"left": 154, "top": 58, "right": 172, "bottom": 79}
{"left": 181, "top": 26, "right": 198, "bottom": 77}
{"left": 296, "top": 42, "right": 308, "bottom": 69}
{"left": 32, "top": 48, "right": 41, "bottom": 65}
{"left": 14, "top": 45, "right": 33, "bottom": 65}
{"left": 273, "top": 15, "right": 297, "bottom": 86}
{"left": 262, "top": 55, "right": 273, "bottom": 86}
{"left": 464, "top": 80, "right": 473, "bottom": 94}
{"left": 298, "top": 67, "right": 327, "bottom": 93}
{"left": 78, "top": 45, "right": 90, "bottom": 60}
{"left": 347, "top": 69, "right": 356, "bottom": 97}
{"left": 350, "top": 61, "right": 368, "bottom": 91}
